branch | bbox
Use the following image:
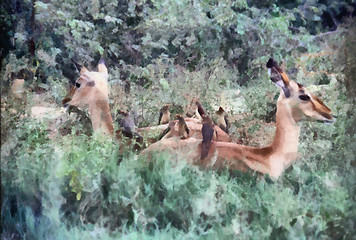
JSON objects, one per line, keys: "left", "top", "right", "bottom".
{"left": 313, "top": 29, "right": 345, "bottom": 39}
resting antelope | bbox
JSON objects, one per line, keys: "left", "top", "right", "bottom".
{"left": 136, "top": 117, "right": 231, "bottom": 143}
{"left": 62, "top": 59, "right": 114, "bottom": 136}
{"left": 62, "top": 60, "right": 231, "bottom": 147}
{"left": 140, "top": 58, "right": 335, "bottom": 179}
{"left": 62, "top": 60, "right": 143, "bottom": 149}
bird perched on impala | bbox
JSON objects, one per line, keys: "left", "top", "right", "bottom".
{"left": 117, "top": 110, "right": 143, "bottom": 150}
{"left": 157, "top": 121, "right": 177, "bottom": 140}
{"left": 117, "top": 110, "right": 135, "bottom": 137}
{"left": 195, "top": 100, "right": 207, "bottom": 120}
{"left": 158, "top": 105, "right": 170, "bottom": 125}
{"left": 215, "top": 107, "right": 229, "bottom": 134}
{"left": 176, "top": 114, "right": 190, "bottom": 139}
{"left": 140, "top": 57, "right": 335, "bottom": 179}
{"left": 201, "top": 114, "right": 215, "bottom": 160}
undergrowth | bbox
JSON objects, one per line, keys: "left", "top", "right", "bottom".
{"left": 1, "top": 107, "right": 354, "bottom": 239}
{"left": 1, "top": 1, "right": 355, "bottom": 238}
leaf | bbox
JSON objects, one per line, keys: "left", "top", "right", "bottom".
{"left": 132, "top": 45, "right": 140, "bottom": 51}
{"left": 313, "top": 15, "right": 321, "bottom": 21}
{"left": 159, "top": 78, "right": 170, "bottom": 91}
{"left": 35, "top": 1, "right": 49, "bottom": 10}
{"left": 98, "top": 46, "right": 104, "bottom": 55}
{"left": 104, "top": 15, "right": 123, "bottom": 24}
{"left": 186, "top": 34, "right": 196, "bottom": 46}
{"left": 76, "top": 192, "right": 81, "bottom": 201}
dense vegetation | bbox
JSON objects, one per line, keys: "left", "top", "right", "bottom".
{"left": 1, "top": 0, "right": 355, "bottom": 239}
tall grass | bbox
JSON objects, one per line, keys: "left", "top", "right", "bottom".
{"left": 1, "top": 104, "right": 354, "bottom": 239}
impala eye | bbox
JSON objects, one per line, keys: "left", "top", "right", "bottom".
{"left": 75, "top": 82, "right": 81, "bottom": 88}
{"left": 299, "top": 95, "right": 310, "bottom": 101}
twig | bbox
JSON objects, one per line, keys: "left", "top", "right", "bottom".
{"left": 313, "top": 29, "right": 345, "bottom": 39}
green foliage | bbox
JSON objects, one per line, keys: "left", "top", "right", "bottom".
{"left": 1, "top": 0, "right": 355, "bottom": 239}
{"left": 2, "top": 127, "right": 353, "bottom": 238}
{"left": 3, "top": 0, "right": 349, "bottom": 86}
{"left": 121, "top": 56, "right": 237, "bottom": 126}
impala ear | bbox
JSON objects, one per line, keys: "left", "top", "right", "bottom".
{"left": 71, "top": 58, "right": 82, "bottom": 73}
{"left": 266, "top": 58, "right": 291, "bottom": 98}
{"left": 80, "top": 66, "right": 89, "bottom": 75}
{"left": 281, "top": 86, "right": 291, "bottom": 98}
{"left": 98, "top": 58, "right": 108, "bottom": 74}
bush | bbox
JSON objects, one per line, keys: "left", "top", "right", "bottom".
{"left": 1, "top": 0, "right": 355, "bottom": 239}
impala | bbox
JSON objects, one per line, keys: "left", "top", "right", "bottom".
{"left": 136, "top": 117, "right": 231, "bottom": 143}
{"left": 62, "top": 59, "right": 113, "bottom": 135}
{"left": 62, "top": 59, "right": 231, "bottom": 146}
{"left": 140, "top": 58, "right": 335, "bottom": 179}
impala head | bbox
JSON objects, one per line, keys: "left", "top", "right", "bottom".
{"left": 267, "top": 58, "right": 334, "bottom": 123}
{"left": 62, "top": 59, "right": 109, "bottom": 108}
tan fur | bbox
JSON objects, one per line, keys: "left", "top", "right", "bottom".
{"left": 63, "top": 61, "right": 113, "bottom": 135}
{"left": 137, "top": 118, "right": 231, "bottom": 143}
{"left": 291, "top": 82, "right": 333, "bottom": 121}
{"left": 162, "top": 121, "right": 177, "bottom": 139}
{"left": 63, "top": 62, "right": 145, "bottom": 152}
{"left": 141, "top": 71, "right": 334, "bottom": 179}
{"left": 97, "top": 62, "right": 108, "bottom": 75}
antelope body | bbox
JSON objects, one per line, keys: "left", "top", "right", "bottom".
{"left": 141, "top": 59, "right": 335, "bottom": 179}
{"left": 62, "top": 60, "right": 231, "bottom": 148}
{"left": 136, "top": 118, "right": 231, "bottom": 143}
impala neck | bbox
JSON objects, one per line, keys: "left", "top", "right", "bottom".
{"left": 271, "top": 97, "right": 300, "bottom": 155}
{"left": 219, "top": 96, "right": 301, "bottom": 178}
{"left": 88, "top": 98, "right": 114, "bottom": 136}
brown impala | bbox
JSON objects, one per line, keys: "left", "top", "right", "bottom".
{"left": 62, "top": 59, "right": 231, "bottom": 148}
{"left": 140, "top": 58, "right": 335, "bottom": 179}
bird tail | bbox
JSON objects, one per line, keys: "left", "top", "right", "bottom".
{"left": 201, "top": 141, "right": 212, "bottom": 160}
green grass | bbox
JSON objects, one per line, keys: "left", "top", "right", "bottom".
{"left": 1, "top": 108, "right": 355, "bottom": 239}
{"left": 1, "top": 22, "right": 355, "bottom": 239}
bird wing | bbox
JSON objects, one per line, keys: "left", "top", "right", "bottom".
{"left": 157, "top": 125, "right": 171, "bottom": 140}
{"left": 185, "top": 125, "right": 190, "bottom": 135}
{"left": 121, "top": 117, "right": 135, "bottom": 135}
{"left": 197, "top": 105, "right": 205, "bottom": 118}
{"left": 158, "top": 111, "right": 163, "bottom": 125}
{"left": 224, "top": 115, "right": 229, "bottom": 133}
{"left": 202, "top": 124, "right": 214, "bottom": 143}
{"left": 201, "top": 142, "right": 212, "bottom": 160}
{"left": 201, "top": 122, "right": 215, "bottom": 159}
